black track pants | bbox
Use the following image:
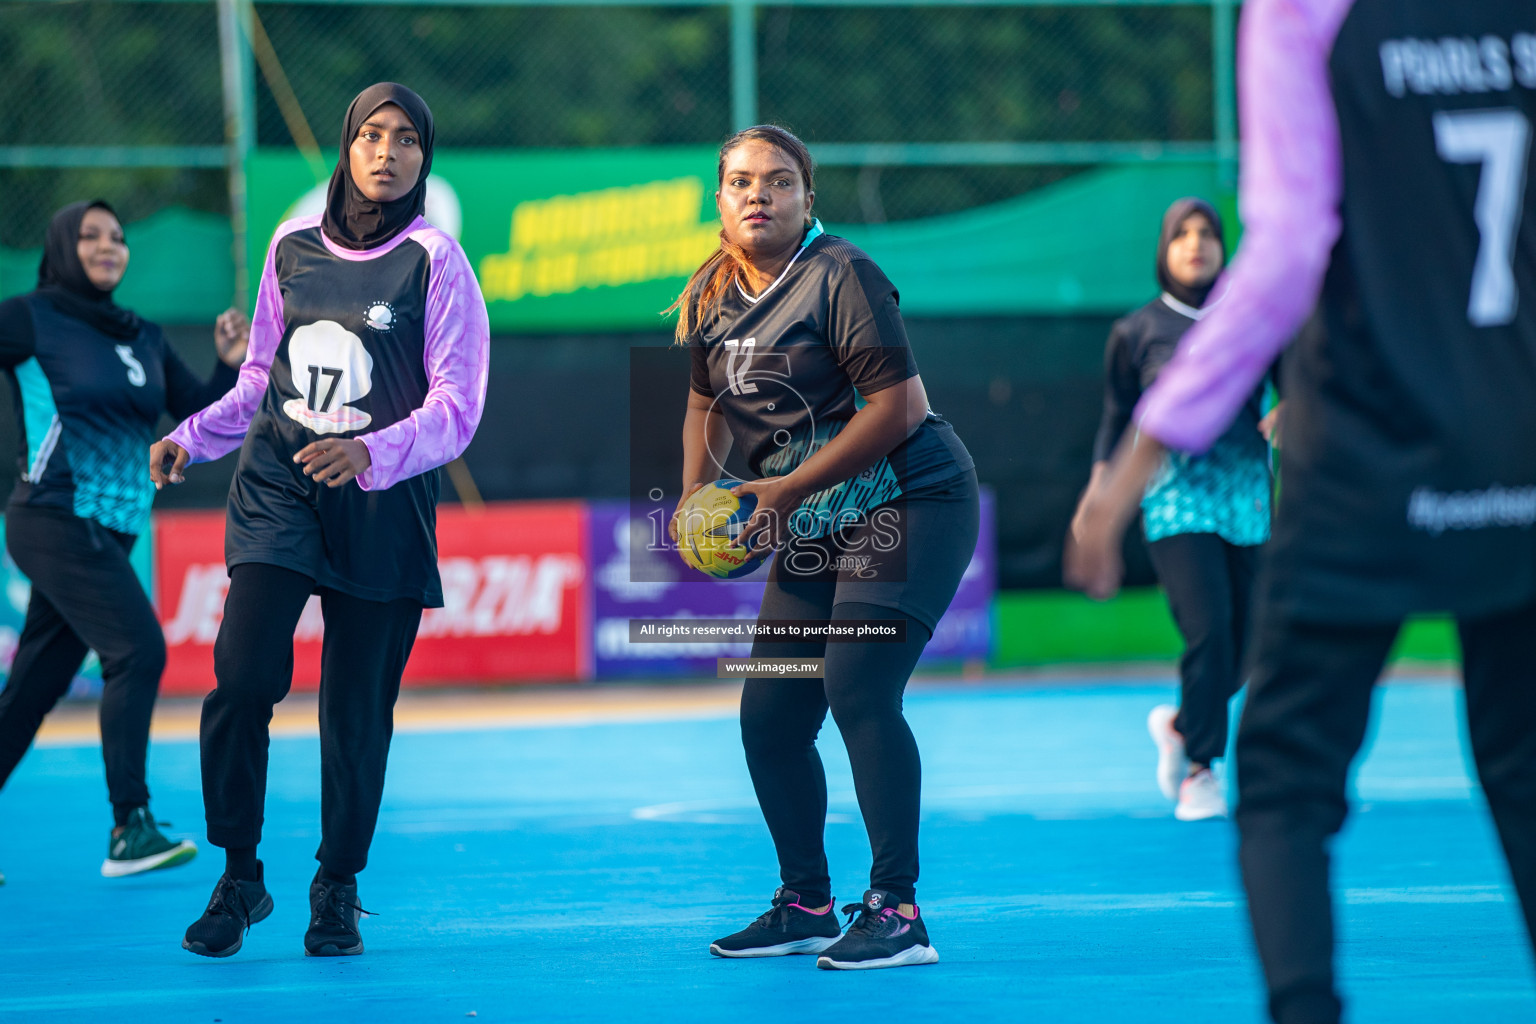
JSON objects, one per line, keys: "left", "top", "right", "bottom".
{"left": 0, "top": 503, "right": 164, "bottom": 814}
{"left": 1237, "top": 600, "right": 1536, "bottom": 1024}
{"left": 1146, "top": 532, "right": 1258, "bottom": 765}
{"left": 199, "top": 562, "right": 421, "bottom": 876}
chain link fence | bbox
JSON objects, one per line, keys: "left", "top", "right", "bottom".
{"left": 0, "top": 0, "right": 1231, "bottom": 280}
{"left": 254, "top": 5, "right": 732, "bottom": 149}
{"left": 0, "top": 1, "right": 226, "bottom": 248}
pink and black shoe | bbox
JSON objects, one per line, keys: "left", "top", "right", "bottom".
{"left": 816, "top": 889, "right": 939, "bottom": 970}
{"left": 710, "top": 887, "right": 841, "bottom": 957}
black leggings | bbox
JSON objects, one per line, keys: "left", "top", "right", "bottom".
{"left": 0, "top": 503, "right": 165, "bottom": 821}
{"left": 200, "top": 563, "right": 421, "bottom": 876}
{"left": 743, "top": 602, "right": 931, "bottom": 907}
{"left": 740, "top": 472, "right": 979, "bottom": 907}
{"left": 1146, "top": 532, "right": 1257, "bottom": 765}
{"left": 1238, "top": 601, "right": 1536, "bottom": 1024}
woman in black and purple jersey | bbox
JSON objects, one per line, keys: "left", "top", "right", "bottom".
{"left": 670, "top": 125, "right": 977, "bottom": 971}
{"left": 151, "top": 83, "right": 489, "bottom": 960}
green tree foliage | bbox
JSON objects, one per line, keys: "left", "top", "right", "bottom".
{"left": 0, "top": 2, "right": 227, "bottom": 246}
{"left": 0, "top": 1, "right": 1220, "bottom": 245}
{"left": 255, "top": 5, "right": 731, "bottom": 148}
{"left": 759, "top": 6, "right": 1212, "bottom": 143}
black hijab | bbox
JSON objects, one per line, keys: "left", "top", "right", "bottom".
{"left": 1155, "top": 196, "right": 1226, "bottom": 310}
{"left": 36, "top": 200, "right": 142, "bottom": 340}
{"left": 321, "top": 83, "right": 435, "bottom": 251}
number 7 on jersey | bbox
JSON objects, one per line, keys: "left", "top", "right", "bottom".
{"left": 1434, "top": 109, "right": 1531, "bottom": 328}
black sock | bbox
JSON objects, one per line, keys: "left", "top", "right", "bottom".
{"left": 225, "top": 847, "right": 259, "bottom": 882}
{"left": 320, "top": 866, "right": 357, "bottom": 886}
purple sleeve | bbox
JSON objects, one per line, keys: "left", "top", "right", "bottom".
{"left": 164, "top": 222, "right": 303, "bottom": 461}
{"left": 1135, "top": 0, "right": 1354, "bottom": 454}
{"left": 356, "top": 232, "right": 490, "bottom": 491}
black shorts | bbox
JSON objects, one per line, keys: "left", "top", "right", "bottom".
{"left": 761, "top": 468, "right": 980, "bottom": 632}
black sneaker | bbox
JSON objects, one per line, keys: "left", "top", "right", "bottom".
{"left": 709, "top": 887, "right": 842, "bottom": 957}
{"left": 182, "top": 864, "right": 273, "bottom": 958}
{"left": 816, "top": 889, "right": 939, "bottom": 970}
{"left": 304, "top": 870, "right": 373, "bottom": 957}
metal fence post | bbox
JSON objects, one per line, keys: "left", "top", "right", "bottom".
{"left": 1213, "top": 0, "right": 1237, "bottom": 189}
{"left": 729, "top": 0, "right": 757, "bottom": 130}
{"left": 217, "top": 0, "right": 257, "bottom": 311}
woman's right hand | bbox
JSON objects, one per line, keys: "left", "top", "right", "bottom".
{"left": 669, "top": 482, "right": 706, "bottom": 543}
{"left": 150, "top": 439, "right": 190, "bottom": 490}
{"left": 1070, "top": 463, "right": 1110, "bottom": 542}
{"left": 214, "top": 308, "right": 250, "bottom": 368}
{"left": 1069, "top": 491, "right": 1095, "bottom": 544}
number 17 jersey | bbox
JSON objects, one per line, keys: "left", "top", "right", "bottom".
{"left": 168, "top": 213, "right": 491, "bottom": 607}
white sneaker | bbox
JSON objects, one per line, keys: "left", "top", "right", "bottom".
{"left": 1147, "top": 704, "right": 1188, "bottom": 801}
{"left": 1174, "top": 768, "right": 1228, "bottom": 821}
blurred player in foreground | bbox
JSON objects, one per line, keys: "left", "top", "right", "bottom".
{"left": 1068, "top": 1, "right": 1536, "bottom": 1021}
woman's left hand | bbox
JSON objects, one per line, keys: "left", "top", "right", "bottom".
{"left": 1258, "top": 400, "right": 1284, "bottom": 448}
{"left": 214, "top": 308, "right": 250, "bottom": 368}
{"left": 734, "top": 475, "right": 810, "bottom": 558}
{"left": 295, "top": 438, "right": 372, "bottom": 487}
{"left": 1063, "top": 434, "right": 1167, "bottom": 600}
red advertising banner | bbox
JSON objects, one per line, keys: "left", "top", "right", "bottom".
{"left": 155, "top": 503, "right": 590, "bottom": 696}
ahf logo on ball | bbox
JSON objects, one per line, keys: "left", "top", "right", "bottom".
{"left": 363, "top": 301, "right": 396, "bottom": 332}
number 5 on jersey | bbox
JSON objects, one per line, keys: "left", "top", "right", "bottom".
{"left": 115, "top": 345, "right": 146, "bottom": 387}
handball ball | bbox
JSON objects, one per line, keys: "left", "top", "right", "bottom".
{"left": 677, "top": 479, "right": 761, "bottom": 579}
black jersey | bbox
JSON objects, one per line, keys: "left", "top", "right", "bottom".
{"left": 688, "top": 227, "right": 972, "bottom": 537}
{"left": 1263, "top": 0, "right": 1536, "bottom": 620}
{"left": 167, "top": 214, "right": 490, "bottom": 607}
{"left": 1093, "top": 294, "right": 1268, "bottom": 465}
{"left": 0, "top": 294, "right": 234, "bottom": 535}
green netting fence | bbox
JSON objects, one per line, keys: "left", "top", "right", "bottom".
{"left": 1, "top": 0, "right": 1238, "bottom": 316}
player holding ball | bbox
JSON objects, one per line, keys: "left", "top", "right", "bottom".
{"left": 669, "top": 125, "right": 977, "bottom": 970}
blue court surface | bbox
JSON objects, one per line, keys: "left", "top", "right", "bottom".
{"left": 1, "top": 676, "right": 1532, "bottom": 1023}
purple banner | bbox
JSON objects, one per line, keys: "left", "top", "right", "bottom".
{"left": 588, "top": 490, "right": 995, "bottom": 679}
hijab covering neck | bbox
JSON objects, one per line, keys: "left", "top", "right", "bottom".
{"left": 1156, "top": 196, "right": 1225, "bottom": 310}
{"left": 321, "top": 82, "right": 435, "bottom": 251}
{"left": 36, "top": 200, "right": 141, "bottom": 341}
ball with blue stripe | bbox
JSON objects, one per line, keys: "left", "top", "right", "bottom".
{"left": 677, "top": 479, "right": 762, "bottom": 579}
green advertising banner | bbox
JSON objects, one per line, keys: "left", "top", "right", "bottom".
{"left": 248, "top": 148, "right": 1233, "bottom": 332}
{"left": 0, "top": 151, "right": 1232, "bottom": 330}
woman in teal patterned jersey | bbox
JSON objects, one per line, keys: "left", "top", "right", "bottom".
{"left": 1072, "top": 197, "right": 1278, "bottom": 822}
{"left": 0, "top": 200, "right": 246, "bottom": 881}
